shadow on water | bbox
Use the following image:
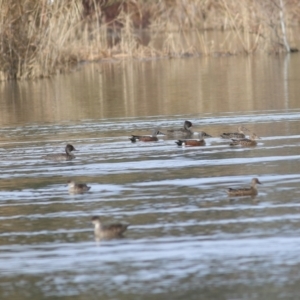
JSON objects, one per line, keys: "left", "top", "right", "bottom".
{"left": 1, "top": 55, "right": 300, "bottom": 299}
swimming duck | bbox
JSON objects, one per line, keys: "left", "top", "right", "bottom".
{"left": 167, "top": 120, "right": 193, "bottom": 137}
{"left": 221, "top": 126, "right": 249, "bottom": 139}
{"left": 44, "top": 144, "right": 77, "bottom": 161}
{"left": 68, "top": 180, "right": 91, "bottom": 194}
{"left": 230, "top": 133, "right": 260, "bottom": 146}
{"left": 91, "top": 216, "right": 129, "bottom": 239}
{"left": 175, "top": 132, "right": 207, "bottom": 147}
{"left": 130, "top": 128, "right": 165, "bottom": 143}
{"left": 227, "top": 178, "right": 262, "bottom": 196}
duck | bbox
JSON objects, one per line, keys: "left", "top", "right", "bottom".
{"left": 68, "top": 180, "right": 91, "bottom": 194}
{"left": 175, "top": 132, "right": 207, "bottom": 147}
{"left": 91, "top": 216, "right": 129, "bottom": 239}
{"left": 227, "top": 178, "right": 262, "bottom": 196}
{"left": 230, "top": 133, "right": 260, "bottom": 146}
{"left": 167, "top": 120, "right": 193, "bottom": 137}
{"left": 43, "top": 144, "right": 77, "bottom": 161}
{"left": 221, "top": 126, "right": 248, "bottom": 139}
{"left": 130, "top": 128, "right": 165, "bottom": 143}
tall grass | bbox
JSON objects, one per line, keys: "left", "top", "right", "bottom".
{"left": 0, "top": 0, "right": 81, "bottom": 80}
{"left": 0, "top": 0, "right": 299, "bottom": 80}
{"left": 153, "top": 0, "right": 300, "bottom": 54}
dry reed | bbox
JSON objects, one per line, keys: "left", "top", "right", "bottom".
{"left": 0, "top": 0, "right": 299, "bottom": 80}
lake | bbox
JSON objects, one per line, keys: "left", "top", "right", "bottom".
{"left": 1, "top": 54, "right": 300, "bottom": 300}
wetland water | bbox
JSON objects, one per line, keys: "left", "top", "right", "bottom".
{"left": 1, "top": 55, "right": 300, "bottom": 299}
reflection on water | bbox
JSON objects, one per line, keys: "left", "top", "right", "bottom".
{"left": 1, "top": 54, "right": 300, "bottom": 125}
{"left": 1, "top": 56, "right": 300, "bottom": 299}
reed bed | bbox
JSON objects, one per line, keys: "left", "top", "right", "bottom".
{"left": 0, "top": 0, "right": 300, "bottom": 80}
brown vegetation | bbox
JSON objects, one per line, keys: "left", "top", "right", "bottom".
{"left": 0, "top": 0, "right": 300, "bottom": 80}
{"left": 82, "top": 0, "right": 150, "bottom": 29}
{"left": 82, "top": 0, "right": 151, "bottom": 46}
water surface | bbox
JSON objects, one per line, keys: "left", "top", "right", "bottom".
{"left": 1, "top": 55, "right": 300, "bottom": 299}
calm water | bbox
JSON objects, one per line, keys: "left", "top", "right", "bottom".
{"left": 1, "top": 55, "right": 300, "bottom": 300}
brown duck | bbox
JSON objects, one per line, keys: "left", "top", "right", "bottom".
{"left": 230, "top": 133, "right": 260, "bottom": 146}
{"left": 130, "top": 128, "right": 165, "bottom": 143}
{"left": 176, "top": 132, "right": 207, "bottom": 147}
{"left": 167, "top": 120, "right": 193, "bottom": 137}
{"left": 43, "top": 144, "right": 77, "bottom": 161}
{"left": 91, "top": 216, "right": 129, "bottom": 239}
{"left": 68, "top": 180, "right": 91, "bottom": 194}
{"left": 227, "top": 178, "right": 262, "bottom": 196}
{"left": 221, "top": 126, "right": 248, "bottom": 139}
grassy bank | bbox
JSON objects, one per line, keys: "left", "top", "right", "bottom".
{"left": 0, "top": 0, "right": 299, "bottom": 80}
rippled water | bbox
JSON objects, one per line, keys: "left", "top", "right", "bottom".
{"left": 2, "top": 56, "right": 300, "bottom": 299}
